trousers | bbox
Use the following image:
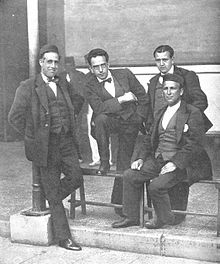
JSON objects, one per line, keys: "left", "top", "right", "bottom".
{"left": 94, "top": 114, "right": 140, "bottom": 204}
{"left": 123, "top": 155, "right": 187, "bottom": 223}
{"left": 39, "top": 131, "right": 83, "bottom": 241}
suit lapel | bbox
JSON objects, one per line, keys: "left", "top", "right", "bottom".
{"left": 149, "top": 74, "right": 160, "bottom": 109}
{"left": 58, "top": 77, "right": 74, "bottom": 112}
{"left": 35, "top": 75, "right": 49, "bottom": 112}
{"left": 176, "top": 101, "right": 189, "bottom": 143}
{"left": 91, "top": 75, "right": 113, "bottom": 99}
{"left": 100, "top": 81, "right": 114, "bottom": 98}
{"left": 110, "top": 69, "right": 128, "bottom": 97}
{"left": 174, "top": 65, "right": 181, "bottom": 76}
{"left": 151, "top": 107, "right": 166, "bottom": 148}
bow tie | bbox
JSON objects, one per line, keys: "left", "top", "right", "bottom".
{"left": 48, "top": 76, "right": 59, "bottom": 84}
{"left": 101, "top": 77, "right": 112, "bottom": 84}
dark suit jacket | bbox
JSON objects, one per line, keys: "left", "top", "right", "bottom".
{"left": 147, "top": 65, "right": 213, "bottom": 132}
{"left": 136, "top": 101, "right": 212, "bottom": 185}
{"left": 8, "top": 74, "right": 84, "bottom": 167}
{"left": 85, "top": 68, "right": 150, "bottom": 125}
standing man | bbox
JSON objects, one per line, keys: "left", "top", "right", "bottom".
{"left": 8, "top": 44, "right": 84, "bottom": 251}
{"left": 147, "top": 45, "right": 212, "bottom": 224}
{"left": 112, "top": 74, "right": 212, "bottom": 229}
{"left": 85, "top": 48, "right": 150, "bottom": 210}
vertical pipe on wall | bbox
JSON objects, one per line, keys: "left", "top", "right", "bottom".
{"left": 0, "top": 5, "right": 8, "bottom": 141}
{"left": 26, "top": 0, "right": 47, "bottom": 214}
{"left": 27, "top": 0, "right": 39, "bottom": 78}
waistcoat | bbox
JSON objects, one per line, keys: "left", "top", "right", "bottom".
{"left": 155, "top": 111, "right": 180, "bottom": 161}
{"left": 46, "top": 85, "right": 71, "bottom": 134}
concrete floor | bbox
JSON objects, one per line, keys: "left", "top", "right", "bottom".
{"left": 0, "top": 142, "right": 220, "bottom": 262}
{"left": 0, "top": 236, "right": 216, "bottom": 264}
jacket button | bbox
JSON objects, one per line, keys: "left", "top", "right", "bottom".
{"left": 45, "top": 124, "right": 48, "bottom": 127}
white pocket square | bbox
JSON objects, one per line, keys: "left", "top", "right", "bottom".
{"left": 184, "top": 124, "right": 189, "bottom": 132}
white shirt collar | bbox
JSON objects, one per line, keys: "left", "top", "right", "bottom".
{"left": 41, "top": 73, "right": 50, "bottom": 83}
{"left": 162, "top": 100, "right": 181, "bottom": 129}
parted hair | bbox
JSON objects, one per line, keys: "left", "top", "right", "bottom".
{"left": 87, "top": 48, "right": 109, "bottom": 65}
{"left": 153, "top": 45, "right": 174, "bottom": 58}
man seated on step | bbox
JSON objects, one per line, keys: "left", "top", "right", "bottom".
{"left": 112, "top": 73, "right": 212, "bottom": 229}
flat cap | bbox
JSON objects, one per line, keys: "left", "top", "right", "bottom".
{"left": 39, "top": 44, "right": 59, "bottom": 58}
{"left": 163, "top": 73, "right": 184, "bottom": 87}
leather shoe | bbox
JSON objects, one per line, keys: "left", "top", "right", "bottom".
{"left": 145, "top": 217, "right": 175, "bottom": 229}
{"left": 112, "top": 217, "right": 139, "bottom": 228}
{"left": 97, "top": 161, "right": 110, "bottom": 175}
{"left": 145, "top": 219, "right": 164, "bottom": 229}
{"left": 59, "top": 238, "right": 82, "bottom": 251}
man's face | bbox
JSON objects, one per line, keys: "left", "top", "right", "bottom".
{"left": 162, "top": 80, "right": 183, "bottom": 106}
{"left": 90, "top": 55, "right": 109, "bottom": 80}
{"left": 39, "top": 52, "right": 59, "bottom": 78}
{"left": 154, "top": 51, "right": 174, "bottom": 74}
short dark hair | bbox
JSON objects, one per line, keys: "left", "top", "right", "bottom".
{"left": 153, "top": 45, "right": 174, "bottom": 58}
{"left": 87, "top": 48, "right": 109, "bottom": 65}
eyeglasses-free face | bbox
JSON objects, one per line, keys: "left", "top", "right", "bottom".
{"left": 162, "top": 80, "right": 183, "bottom": 106}
{"left": 90, "top": 55, "right": 109, "bottom": 80}
{"left": 154, "top": 51, "right": 174, "bottom": 74}
{"left": 39, "top": 52, "right": 60, "bottom": 78}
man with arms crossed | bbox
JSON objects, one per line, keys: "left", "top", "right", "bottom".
{"left": 112, "top": 73, "right": 212, "bottom": 228}
{"left": 8, "top": 44, "right": 84, "bottom": 250}
{"left": 85, "top": 48, "right": 150, "bottom": 211}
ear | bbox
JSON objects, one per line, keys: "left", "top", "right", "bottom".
{"left": 89, "top": 66, "right": 94, "bottom": 74}
{"left": 171, "top": 56, "right": 175, "bottom": 64}
{"left": 39, "top": 58, "right": 43, "bottom": 67}
{"left": 180, "top": 88, "right": 184, "bottom": 96}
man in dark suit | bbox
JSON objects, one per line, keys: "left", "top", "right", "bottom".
{"left": 147, "top": 45, "right": 213, "bottom": 224}
{"left": 8, "top": 44, "right": 84, "bottom": 251}
{"left": 85, "top": 48, "right": 150, "bottom": 210}
{"left": 112, "top": 73, "right": 212, "bottom": 229}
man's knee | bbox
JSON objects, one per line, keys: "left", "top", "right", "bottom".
{"left": 123, "top": 168, "right": 143, "bottom": 187}
{"left": 124, "top": 169, "right": 136, "bottom": 183}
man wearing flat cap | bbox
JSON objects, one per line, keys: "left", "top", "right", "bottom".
{"left": 112, "top": 73, "right": 212, "bottom": 229}
{"left": 8, "top": 44, "right": 84, "bottom": 250}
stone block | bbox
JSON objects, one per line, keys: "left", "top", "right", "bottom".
{"left": 164, "top": 234, "right": 220, "bottom": 262}
{"left": 10, "top": 212, "right": 53, "bottom": 246}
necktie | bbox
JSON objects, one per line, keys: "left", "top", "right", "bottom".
{"left": 101, "top": 77, "right": 112, "bottom": 84}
